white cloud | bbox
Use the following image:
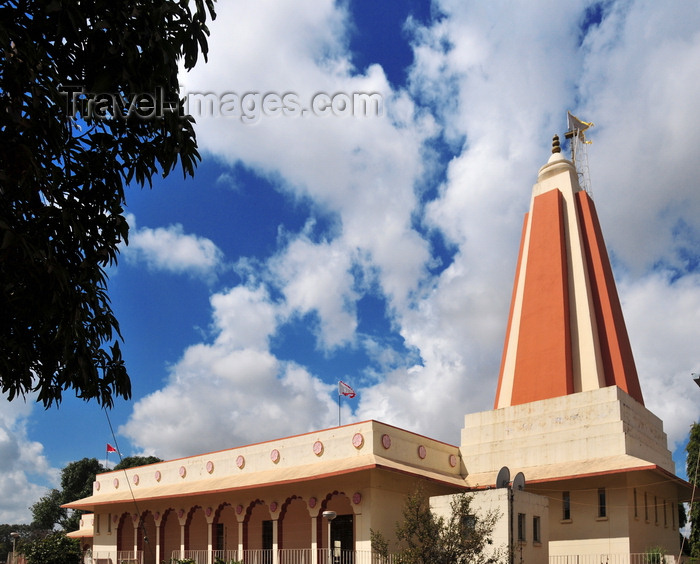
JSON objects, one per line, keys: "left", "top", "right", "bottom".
{"left": 269, "top": 235, "right": 359, "bottom": 350}
{"left": 0, "top": 398, "right": 58, "bottom": 524}
{"left": 124, "top": 214, "right": 224, "bottom": 279}
{"left": 620, "top": 271, "right": 700, "bottom": 454}
{"left": 120, "top": 285, "right": 340, "bottom": 459}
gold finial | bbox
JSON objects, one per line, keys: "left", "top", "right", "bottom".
{"left": 552, "top": 134, "right": 561, "bottom": 154}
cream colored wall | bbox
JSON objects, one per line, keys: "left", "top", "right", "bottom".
{"left": 463, "top": 387, "right": 674, "bottom": 478}
{"left": 528, "top": 471, "right": 681, "bottom": 557}
{"left": 626, "top": 472, "right": 681, "bottom": 554}
{"left": 358, "top": 470, "right": 461, "bottom": 553}
{"left": 430, "top": 488, "right": 549, "bottom": 563}
{"left": 533, "top": 474, "right": 630, "bottom": 552}
{"left": 87, "top": 420, "right": 463, "bottom": 507}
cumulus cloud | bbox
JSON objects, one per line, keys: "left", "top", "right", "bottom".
{"left": 120, "top": 285, "right": 339, "bottom": 459}
{"left": 123, "top": 214, "right": 224, "bottom": 279}
{"left": 121, "top": 0, "right": 700, "bottom": 460}
{"left": 0, "top": 398, "right": 58, "bottom": 523}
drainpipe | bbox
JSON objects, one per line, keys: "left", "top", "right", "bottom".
{"left": 509, "top": 487, "right": 514, "bottom": 564}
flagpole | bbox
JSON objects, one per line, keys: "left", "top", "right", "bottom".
{"left": 338, "top": 391, "right": 341, "bottom": 426}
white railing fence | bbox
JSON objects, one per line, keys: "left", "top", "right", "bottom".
{"left": 550, "top": 555, "right": 696, "bottom": 564}
{"left": 166, "top": 550, "right": 396, "bottom": 564}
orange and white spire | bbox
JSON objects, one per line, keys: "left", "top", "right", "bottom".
{"left": 494, "top": 135, "right": 644, "bottom": 408}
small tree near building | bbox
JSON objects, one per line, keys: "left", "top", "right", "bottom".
{"left": 687, "top": 422, "right": 700, "bottom": 558}
{"left": 20, "top": 531, "right": 81, "bottom": 564}
{"left": 371, "top": 487, "right": 504, "bottom": 564}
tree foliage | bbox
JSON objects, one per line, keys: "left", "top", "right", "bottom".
{"left": 371, "top": 488, "right": 503, "bottom": 564}
{"left": 687, "top": 422, "right": 700, "bottom": 558}
{"left": 30, "top": 488, "right": 66, "bottom": 531}
{"left": 0, "top": 524, "right": 34, "bottom": 563}
{"left": 31, "top": 458, "right": 106, "bottom": 532}
{"left": 113, "top": 455, "right": 162, "bottom": 471}
{"left": 20, "top": 531, "right": 81, "bottom": 564}
{"left": 0, "top": 0, "right": 216, "bottom": 408}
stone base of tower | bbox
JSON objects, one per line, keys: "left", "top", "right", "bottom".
{"left": 460, "top": 386, "right": 688, "bottom": 557}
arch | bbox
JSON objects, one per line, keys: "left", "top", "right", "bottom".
{"left": 185, "top": 505, "right": 207, "bottom": 552}
{"left": 116, "top": 512, "right": 131, "bottom": 552}
{"left": 214, "top": 502, "right": 239, "bottom": 553}
{"left": 318, "top": 491, "right": 354, "bottom": 551}
{"left": 137, "top": 510, "right": 157, "bottom": 564}
{"left": 279, "top": 496, "right": 309, "bottom": 549}
{"left": 243, "top": 499, "right": 269, "bottom": 551}
{"left": 160, "top": 508, "right": 180, "bottom": 562}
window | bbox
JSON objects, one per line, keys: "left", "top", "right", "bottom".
{"left": 107, "top": 513, "right": 112, "bottom": 533}
{"left": 644, "top": 492, "right": 649, "bottom": 522}
{"left": 654, "top": 496, "right": 658, "bottom": 524}
{"left": 215, "top": 523, "right": 224, "bottom": 550}
{"left": 597, "top": 488, "right": 607, "bottom": 518}
{"left": 664, "top": 500, "right": 667, "bottom": 527}
{"left": 96, "top": 514, "right": 100, "bottom": 534}
{"left": 672, "top": 502, "right": 676, "bottom": 529}
{"left": 517, "top": 513, "right": 526, "bottom": 542}
{"left": 533, "top": 516, "right": 541, "bottom": 544}
{"left": 262, "top": 520, "right": 273, "bottom": 564}
{"left": 633, "top": 488, "right": 638, "bottom": 518}
{"left": 562, "top": 491, "right": 571, "bottom": 521}
{"left": 332, "top": 514, "right": 354, "bottom": 555}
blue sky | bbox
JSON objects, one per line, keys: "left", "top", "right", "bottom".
{"left": 2, "top": 0, "right": 700, "bottom": 524}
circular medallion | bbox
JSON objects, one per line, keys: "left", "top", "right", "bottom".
{"left": 155, "top": 470, "right": 161, "bottom": 482}
{"left": 205, "top": 507, "right": 212, "bottom": 517}
{"left": 270, "top": 449, "right": 280, "bottom": 463}
{"left": 178, "top": 509, "right": 184, "bottom": 519}
{"left": 313, "top": 440, "right": 324, "bottom": 456}
{"left": 154, "top": 512, "right": 160, "bottom": 521}
{"left": 449, "top": 454, "right": 458, "bottom": 468}
{"left": 95, "top": 481, "right": 101, "bottom": 491}
{"left": 352, "top": 492, "right": 362, "bottom": 505}
{"left": 417, "top": 445, "right": 427, "bottom": 459}
{"left": 381, "top": 433, "right": 392, "bottom": 449}
{"left": 206, "top": 460, "right": 214, "bottom": 474}
{"left": 236, "top": 455, "right": 245, "bottom": 469}
{"left": 133, "top": 474, "right": 140, "bottom": 485}
{"left": 113, "top": 478, "right": 119, "bottom": 488}
{"left": 236, "top": 504, "right": 244, "bottom": 515}
{"left": 270, "top": 501, "right": 278, "bottom": 512}
{"left": 308, "top": 497, "right": 317, "bottom": 508}
{"left": 132, "top": 514, "right": 139, "bottom": 522}
{"left": 352, "top": 433, "right": 364, "bottom": 449}
{"left": 179, "top": 466, "right": 186, "bottom": 478}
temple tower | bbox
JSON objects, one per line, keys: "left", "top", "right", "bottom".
{"left": 494, "top": 135, "right": 643, "bottom": 408}
{"left": 462, "top": 134, "right": 689, "bottom": 558}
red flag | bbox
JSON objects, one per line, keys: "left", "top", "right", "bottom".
{"left": 339, "top": 380, "right": 356, "bottom": 398}
{"left": 106, "top": 443, "right": 117, "bottom": 453}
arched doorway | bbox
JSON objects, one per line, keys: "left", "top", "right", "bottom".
{"left": 185, "top": 506, "right": 207, "bottom": 556}
{"left": 160, "top": 509, "right": 180, "bottom": 561}
{"left": 279, "top": 496, "right": 310, "bottom": 551}
{"left": 137, "top": 511, "right": 157, "bottom": 564}
{"left": 244, "top": 500, "right": 272, "bottom": 563}
{"left": 214, "top": 503, "right": 240, "bottom": 560}
{"left": 320, "top": 493, "right": 354, "bottom": 564}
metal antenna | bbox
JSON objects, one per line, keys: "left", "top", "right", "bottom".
{"left": 565, "top": 111, "right": 594, "bottom": 196}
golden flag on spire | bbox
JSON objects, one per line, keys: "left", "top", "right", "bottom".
{"left": 567, "top": 111, "right": 594, "bottom": 143}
